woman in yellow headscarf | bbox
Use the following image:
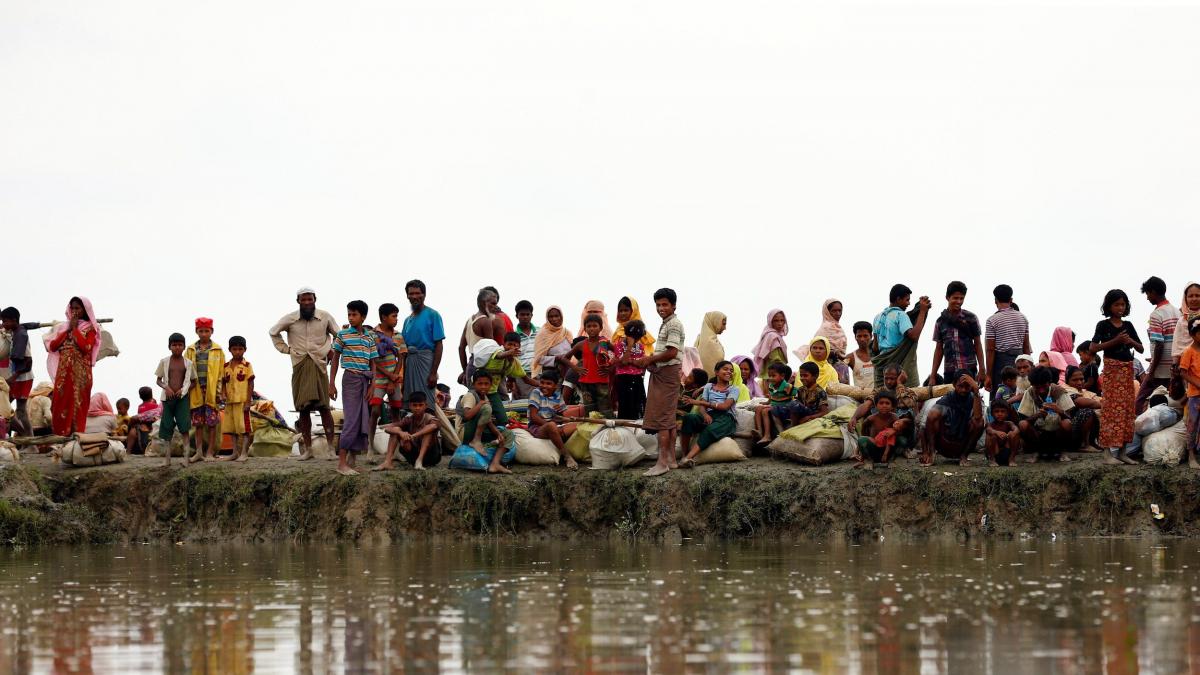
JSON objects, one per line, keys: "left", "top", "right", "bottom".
{"left": 694, "top": 311, "right": 727, "bottom": 375}
{"left": 802, "top": 336, "right": 839, "bottom": 389}
{"left": 612, "top": 296, "right": 655, "bottom": 353}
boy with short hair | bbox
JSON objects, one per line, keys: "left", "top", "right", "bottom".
{"left": 995, "top": 366, "right": 1022, "bottom": 411}
{"left": 113, "top": 398, "right": 131, "bottom": 438}
{"left": 558, "top": 318, "right": 613, "bottom": 417}
{"left": 513, "top": 300, "right": 538, "bottom": 399}
{"left": 1141, "top": 276, "right": 1180, "bottom": 413}
{"left": 984, "top": 399, "right": 1021, "bottom": 466}
{"left": 378, "top": 391, "right": 441, "bottom": 471}
{"left": 483, "top": 331, "right": 539, "bottom": 425}
{"left": 1176, "top": 318, "right": 1200, "bottom": 469}
{"left": 221, "top": 336, "right": 256, "bottom": 462}
{"left": 459, "top": 372, "right": 512, "bottom": 474}
{"left": 856, "top": 391, "right": 898, "bottom": 468}
{"left": 637, "top": 288, "right": 685, "bottom": 476}
{"left": 155, "top": 333, "right": 197, "bottom": 467}
{"left": 329, "top": 300, "right": 380, "bottom": 476}
{"left": 528, "top": 373, "right": 578, "bottom": 469}
{"left": 1076, "top": 341, "right": 1101, "bottom": 395}
{"left": 370, "top": 303, "right": 408, "bottom": 446}
{"left": 845, "top": 321, "right": 875, "bottom": 388}
{"left": 790, "top": 362, "right": 830, "bottom": 426}
{"left": 186, "top": 318, "right": 225, "bottom": 463}
{"left": 1, "top": 307, "right": 33, "bottom": 437}
{"left": 755, "top": 362, "right": 794, "bottom": 444}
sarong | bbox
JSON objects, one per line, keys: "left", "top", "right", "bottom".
{"left": 680, "top": 411, "right": 736, "bottom": 450}
{"left": 990, "top": 350, "right": 1022, "bottom": 393}
{"left": 292, "top": 357, "right": 330, "bottom": 412}
{"left": 643, "top": 363, "right": 682, "bottom": 433}
{"left": 403, "top": 348, "right": 434, "bottom": 404}
{"left": 1098, "top": 358, "right": 1135, "bottom": 448}
{"left": 339, "top": 370, "right": 372, "bottom": 453}
{"left": 871, "top": 337, "right": 918, "bottom": 389}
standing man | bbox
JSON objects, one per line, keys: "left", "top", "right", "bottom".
{"left": 871, "top": 284, "right": 930, "bottom": 388}
{"left": 636, "top": 288, "right": 685, "bottom": 477}
{"left": 269, "top": 287, "right": 340, "bottom": 460}
{"left": 457, "top": 288, "right": 506, "bottom": 385}
{"left": 1139, "top": 275, "right": 1180, "bottom": 413}
{"left": 926, "top": 281, "right": 985, "bottom": 385}
{"left": 401, "top": 279, "right": 446, "bottom": 408}
{"left": 984, "top": 284, "right": 1031, "bottom": 393}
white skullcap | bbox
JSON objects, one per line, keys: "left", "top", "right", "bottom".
{"left": 296, "top": 286, "right": 317, "bottom": 297}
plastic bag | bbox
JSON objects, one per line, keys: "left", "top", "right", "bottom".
{"left": 1144, "top": 420, "right": 1188, "bottom": 465}
{"left": 448, "top": 437, "right": 517, "bottom": 471}
{"left": 694, "top": 437, "right": 746, "bottom": 464}
{"left": 512, "top": 428, "right": 560, "bottom": 465}
{"left": 251, "top": 426, "right": 299, "bottom": 457}
{"left": 589, "top": 424, "right": 650, "bottom": 470}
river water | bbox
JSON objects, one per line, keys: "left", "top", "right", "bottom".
{"left": 0, "top": 539, "right": 1196, "bottom": 673}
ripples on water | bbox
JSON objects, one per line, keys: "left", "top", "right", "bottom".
{"left": 0, "top": 539, "right": 1197, "bottom": 673}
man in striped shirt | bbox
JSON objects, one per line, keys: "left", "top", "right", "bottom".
{"left": 984, "top": 284, "right": 1031, "bottom": 393}
{"left": 1139, "top": 276, "right": 1181, "bottom": 412}
{"left": 329, "top": 300, "right": 380, "bottom": 476}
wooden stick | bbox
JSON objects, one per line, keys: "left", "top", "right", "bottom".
{"left": 26, "top": 319, "right": 114, "bottom": 329}
{"left": 249, "top": 409, "right": 299, "bottom": 434}
{"left": 557, "top": 416, "right": 645, "bottom": 429}
{"left": 9, "top": 435, "right": 72, "bottom": 447}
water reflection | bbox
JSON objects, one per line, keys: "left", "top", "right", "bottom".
{"left": 1, "top": 540, "right": 1199, "bottom": 673}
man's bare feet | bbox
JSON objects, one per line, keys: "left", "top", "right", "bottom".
{"left": 564, "top": 457, "right": 578, "bottom": 470}
{"left": 1058, "top": 454, "right": 1071, "bottom": 462}
{"left": 988, "top": 460, "right": 999, "bottom": 467}
{"left": 959, "top": 457, "right": 970, "bottom": 466}
{"left": 234, "top": 454, "right": 249, "bottom": 462}
{"left": 296, "top": 448, "right": 314, "bottom": 461}
{"left": 187, "top": 453, "right": 202, "bottom": 464}
{"left": 1189, "top": 456, "right": 1200, "bottom": 470}
{"left": 336, "top": 466, "right": 359, "bottom": 476}
{"left": 414, "top": 460, "right": 424, "bottom": 471}
{"left": 1023, "top": 455, "right": 1038, "bottom": 464}
{"left": 202, "top": 455, "right": 217, "bottom": 462}
{"left": 371, "top": 463, "right": 393, "bottom": 472}
{"left": 1117, "top": 452, "right": 1137, "bottom": 465}
{"left": 853, "top": 460, "right": 871, "bottom": 469}
{"left": 644, "top": 463, "right": 670, "bottom": 477}
{"left": 487, "top": 465, "right": 512, "bottom": 474}
{"left": 1101, "top": 452, "right": 1123, "bottom": 465}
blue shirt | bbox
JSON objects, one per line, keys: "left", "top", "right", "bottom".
{"left": 873, "top": 306, "right": 913, "bottom": 351}
{"left": 529, "top": 389, "right": 563, "bottom": 420}
{"left": 332, "top": 327, "right": 379, "bottom": 372}
{"left": 402, "top": 307, "right": 445, "bottom": 351}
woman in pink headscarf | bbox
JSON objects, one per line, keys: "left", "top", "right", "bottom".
{"left": 1047, "top": 327, "right": 1079, "bottom": 369}
{"left": 44, "top": 296, "right": 102, "bottom": 435}
{"left": 84, "top": 392, "right": 117, "bottom": 434}
{"left": 752, "top": 309, "right": 789, "bottom": 390}
{"left": 793, "top": 299, "right": 848, "bottom": 361}
{"left": 577, "top": 300, "right": 613, "bottom": 338}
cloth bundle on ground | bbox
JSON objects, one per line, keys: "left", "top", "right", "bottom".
{"left": 0, "top": 441, "right": 18, "bottom": 462}
{"left": 589, "top": 422, "right": 654, "bottom": 470}
{"left": 251, "top": 426, "right": 300, "bottom": 458}
{"left": 826, "top": 382, "right": 953, "bottom": 402}
{"left": 694, "top": 437, "right": 748, "bottom": 464}
{"left": 563, "top": 414, "right": 606, "bottom": 461}
{"left": 768, "top": 403, "right": 858, "bottom": 465}
{"left": 0, "top": 379, "right": 11, "bottom": 420}
{"left": 512, "top": 428, "right": 561, "bottom": 465}
{"left": 1142, "top": 420, "right": 1188, "bottom": 465}
{"left": 57, "top": 433, "right": 126, "bottom": 466}
{"left": 448, "top": 437, "right": 517, "bottom": 471}
{"left": 146, "top": 434, "right": 187, "bottom": 457}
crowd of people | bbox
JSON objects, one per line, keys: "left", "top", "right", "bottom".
{"left": 3, "top": 277, "right": 1200, "bottom": 477}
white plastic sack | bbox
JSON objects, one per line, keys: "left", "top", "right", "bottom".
{"left": 733, "top": 407, "right": 757, "bottom": 456}
{"left": 59, "top": 439, "right": 127, "bottom": 467}
{"left": 827, "top": 395, "right": 857, "bottom": 412}
{"left": 1144, "top": 420, "right": 1188, "bottom": 465}
{"left": 590, "top": 424, "right": 650, "bottom": 470}
{"left": 512, "top": 428, "right": 560, "bottom": 465}
{"left": 1135, "top": 405, "right": 1181, "bottom": 437}
{"left": 0, "top": 442, "right": 18, "bottom": 462}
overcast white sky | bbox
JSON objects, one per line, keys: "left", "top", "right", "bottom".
{"left": 3, "top": 1, "right": 1198, "bottom": 405}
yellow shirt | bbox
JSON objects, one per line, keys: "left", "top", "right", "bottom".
{"left": 186, "top": 342, "right": 226, "bottom": 409}
{"left": 222, "top": 360, "right": 256, "bottom": 404}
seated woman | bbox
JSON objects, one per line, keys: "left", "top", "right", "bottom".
{"left": 84, "top": 393, "right": 117, "bottom": 435}
{"left": 1063, "top": 365, "right": 1102, "bottom": 451}
{"left": 678, "top": 361, "right": 738, "bottom": 467}
{"left": 1017, "top": 365, "right": 1077, "bottom": 462}
{"left": 921, "top": 371, "right": 986, "bottom": 467}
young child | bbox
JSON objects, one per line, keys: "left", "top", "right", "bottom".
{"left": 329, "top": 300, "right": 379, "bottom": 476}
{"left": 378, "top": 391, "right": 440, "bottom": 471}
{"left": 678, "top": 368, "right": 710, "bottom": 420}
{"left": 1076, "top": 341, "right": 1102, "bottom": 395}
{"left": 984, "top": 399, "right": 1021, "bottom": 466}
{"left": 482, "top": 332, "right": 538, "bottom": 425}
{"left": 558, "top": 316, "right": 614, "bottom": 417}
{"left": 435, "top": 383, "right": 452, "bottom": 410}
{"left": 845, "top": 321, "right": 875, "bottom": 389}
{"left": 113, "top": 398, "right": 131, "bottom": 438}
{"left": 186, "top": 318, "right": 226, "bottom": 463}
{"left": 755, "top": 362, "right": 794, "bottom": 444}
{"left": 611, "top": 319, "right": 648, "bottom": 420}
{"left": 512, "top": 300, "right": 539, "bottom": 399}
{"left": 220, "top": 336, "right": 256, "bottom": 462}
{"left": 994, "top": 366, "right": 1022, "bottom": 412}
{"left": 528, "top": 373, "right": 578, "bottom": 469}
{"left": 789, "top": 362, "right": 830, "bottom": 426}
{"left": 1090, "top": 289, "right": 1144, "bottom": 465}
{"left": 125, "top": 386, "right": 161, "bottom": 454}
{"left": 154, "top": 333, "right": 197, "bottom": 467}
{"left": 459, "top": 372, "right": 512, "bottom": 474}
{"left": 1, "top": 306, "right": 32, "bottom": 437}
{"left": 1177, "top": 318, "right": 1200, "bottom": 469}
{"left": 856, "top": 391, "right": 898, "bottom": 468}
{"left": 370, "top": 303, "right": 408, "bottom": 446}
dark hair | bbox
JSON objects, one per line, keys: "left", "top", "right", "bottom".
{"left": 993, "top": 284, "right": 1014, "bottom": 302}
{"left": 713, "top": 360, "right": 733, "bottom": 377}
{"left": 826, "top": 300, "right": 842, "bottom": 312}
{"left": 1149, "top": 393, "right": 1169, "bottom": 408}
{"left": 798, "top": 361, "right": 820, "bottom": 378}
{"left": 0, "top": 307, "right": 19, "bottom": 321}
{"left": 1000, "top": 366, "right": 1018, "bottom": 380}
{"left": 571, "top": 336, "right": 587, "bottom": 346}
{"left": 1029, "top": 365, "right": 1058, "bottom": 386}
{"left": 1065, "top": 365, "right": 1083, "bottom": 382}
{"left": 116, "top": 397, "right": 130, "bottom": 408}
{"left": 653, "top": 288, "right": 677, "bottom": 305}
{"left": 852, "top": 321, "right": 872, "bottom": 335}
{"left": 583, "top": 313, "right": 603, "bottom": 329}
{"left": 228, "top": 335, "right": 247, "bottom": 349}
{"left": 379, "top": 302, "right": 399, "bottom": 318}
{"left": 889, "top": 284, "right": 912, "bottom": 303}
{"left": 767, "top": 362, "right": 791, "bottom": 378}
{"left": 503, "top": 331, "right": 522, "bottom": 344}
{"left": 347, "top": 300, "right": 369, "bottom": 316}
{"left": 946, "top": 281, "right": 968, "bottom": 298}
{"left": 624, "top": 320, "right": 646, "bottom": 339}
{"left": 883, "top": 363, "right": 904, "bottom": 376}
{"left": 1190, "top": 317, "right": 1200, "bottom": 335}
{"left": 472, "top": 371, "right": 493, "bottom": 383}
{"left": 69, "top": 296, "right": 89, "bottom": 320}
{"left": 618, "top": 296, "right": 633, "bottom": 311}
{"left": 138, "top": 386, "right": 154, "bottom": 401}
{"left": 436, "top": 383, "right": 451, "bottom": 393}
{"left": 169, "top": 333, "right": 186, "bottom": 345}
{"left": 515, "top": 300, "right": 533, "bottom": 314}
{"left": 1076, "top": 340, "right": 1092, "bottom": 353}
{"left": 538, "top": 372, "right": 559, "bottom": 383}
{"left": 407, "top": 391, "right": 428, "bottom": 404}
{"left": 1101, "top": 289, "right": 1131, "bottom": 317}
{"left": 1141, "top": 276, "right": 1167, "bottom": 296}
{"left": 874, "top": 391, "right": 897, "bottom": 406}
{"left": 687, "top": 368, "right": 708, "bottom": 386}
{"left": 990, "top": 399, "right": 1010, "bottom": 415}
{"left": 952, "top": 369, "right": 974, "bottom": 384}
{"left": 405, "top": 279, "right": 426, "bottom": 294}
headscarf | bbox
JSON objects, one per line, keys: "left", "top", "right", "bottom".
{"left": 801, "top": 336, "right": 839, "bottom": 389}
{"left": 728, "top": 356, "right": 750, "bottom": 403}
{"left": 471, "top": 339, "right": 503, "bottom": 369}
{"left": 1048, "top": 327, "right": 1079, "bottom": 368}
{"left": 681, "top": 347, "right": 704, "bottom": 381}
{"left": 44, "top": 296, "right": 102, "bottom": 380}
{"left": 1181, "top": 282, "right": 1200, "bottom": 322}
{"left": 731, "top": 355, "right": 762, "bottom": 398}
{"left": 611, "top": 296, "right": 655, "bottom": 353}
{"left": 752, "top": 309, "right": 788, "bottom": 374}
{"left": 87, "top": 393, "right": 114, "bottom": 417}
{"left": 1172, "top": 282, "right": 1200, "bottom": 359}
{"left": 30, "top": 381, "right": 53, "bottom": 398}
{"left": 531, "top": 306, "right": 573, "bottom": 377}
{"left": 577, "top": 300, "right": 612, "bottom": 338}
{"left": 694, "top": 311, "right": 726, "bottom": 374}
{"left": 794, "top": 298, "right": 848, "bottom": 360}
{"left": 1040, "top": 350, "right": 1069, "bottom": 384}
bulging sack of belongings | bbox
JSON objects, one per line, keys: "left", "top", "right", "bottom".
{"left": 310, "top": 434, "right": 340, "bottom": 460}
{"left": 0, "top": 379, "right": 12, "bottom": 420}
{"left": 589, "top": 424, "right": 650, "bottom": 470}
{"left": 731, "top": 407, "right": 757, "bottom": 456}
{"left": 694, "top": 437, "right": 747, "bottom": 464}
{"left": 57, "top": 435, "right": 126, "bottom": 467}
{"left": 1144, "top": 420, "right": 1188, "bottom": 465}
{"left": 448, "top": 436, "right": 517, "bottom": 471}
{"left": 512, "top": 428, "right": 560, "bottom": 465}
{"left": 564, "top": 415, "right": 605, "bottom": 462}
{"left": 251, "top": 426, "right": 299, "bottom": 458}
{"left": 146, "top": 433, "right": 188, "bottom": 457}
{"left": 770, "top": 436, "right": 847, "bottom": 465}
{"left": 0, "top": 330, "right": 10, "bottom": 360}
{"left": 0, "top": 441, "right": 18, "bottom": 462}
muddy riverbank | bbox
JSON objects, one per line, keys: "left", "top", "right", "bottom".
{"left": 1, "top": 452, "right": 1196, "bottom": 545}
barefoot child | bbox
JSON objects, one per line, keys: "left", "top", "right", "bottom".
{"left": 370, "top": 303, "right": 408, "bottom": 447}
{"left": 845, "top": 321, "right": 875, "bottom": 388}
{"left": 557, "top": 316, "right": 614, "bottom": 417}
{"left": 1090, "top": 289, "right": 1144, "bottom": 465}
{"left": 1076, "top": 341, "right": 1102, "bottom": 395}
{"left": 125, "top": 386, "right": 161, "bottom": 454}
{"left": 755, "top": 363, "right": 794, "bottom": 445}
{"left": 113, "top": 398, "right": 131, "bottom": 438}
{"left": 995, "top": 366, "right": 1022, "bottom": 412}
{"left": 378, "top": 391, "right": 440, "bottom": 471}
{"left": 155, "top": 333, "right": 197, "bottom": 467}
{"left": 528, "top": 373, "right": 578, "bottom": 469}
{"left": 459, "top": 371, "right": 512, "bottom": 474}
{"left": 856, "top": 391, "right": 898, "bottom": 468}
{"left": 1177, "top": 318, "right": 1200, "bottom": 469}
{"left": 984, "top": 399, "right": 1021, "bottom": 466}
{"left": 221, "top": 336, "right": 255, "bottom": 462}
{"left": 482, "top": 333, "right": 539, "bottom": 426}
{"left": 788, "top": 362, "right": 830, "bottom": 427}
{"left": 329, "top": 300, "right": 380, "bottom": 476}
{"left": 186, "top": 318, "right": 225, "bottom": 463}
